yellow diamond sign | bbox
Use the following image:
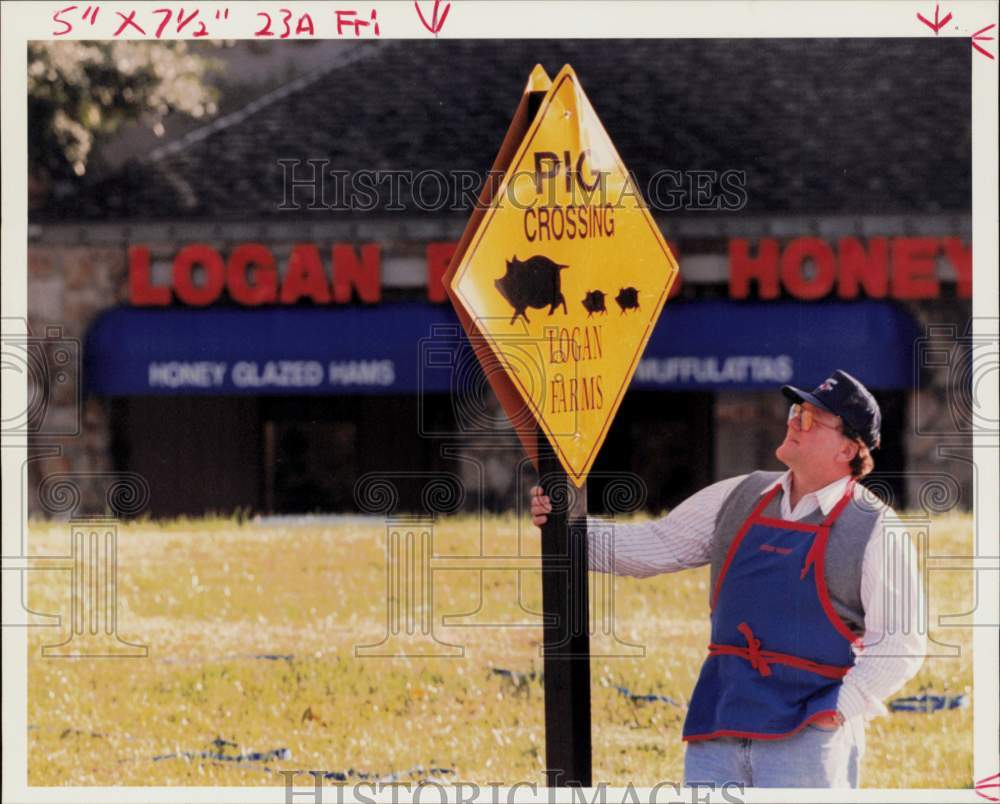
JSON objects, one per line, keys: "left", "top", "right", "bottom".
{"left": 448, "top": 65, "right": 679, "bottom": 486}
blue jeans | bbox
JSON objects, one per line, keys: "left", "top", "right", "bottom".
{"left": 683, "top": 719, "right": 866, "bottom": 788}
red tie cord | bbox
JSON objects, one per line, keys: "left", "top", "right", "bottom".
{"left": 707, "top": 625, "right": 850, "bottom": 681}
{"left": 736, "top": 621, "right": 772, "bottom": 677}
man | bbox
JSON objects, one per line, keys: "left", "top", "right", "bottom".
{"left": 530, "top": 370, "right": 924, "bottom": 788}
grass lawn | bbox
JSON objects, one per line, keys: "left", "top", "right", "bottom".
{"left": 25, "top": 512, "right": 973, "bottom": 788}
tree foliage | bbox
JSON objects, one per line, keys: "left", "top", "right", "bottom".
{"left": 28, "top": 41, "right": 220, "bottom": 180}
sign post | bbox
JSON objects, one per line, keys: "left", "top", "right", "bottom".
{"left": 444, "top": 64, "right": 679, "bottom": 786}
{"left": 537, "top": 426, "right": 591, "bottom": 786}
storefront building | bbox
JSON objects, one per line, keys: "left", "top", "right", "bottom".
{"left": 26, "top": 39, "right": 974, "bottom": 517}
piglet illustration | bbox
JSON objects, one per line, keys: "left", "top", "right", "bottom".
{"left": 581, "top": 290, "right": 607, "bottom": 317}
{"left": 615, "top": 286, "right": 640, "bottom": 314}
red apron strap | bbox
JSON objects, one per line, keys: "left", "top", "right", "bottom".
{"left": 707, "top": 641, "right": 851, "bottom": 680}
{"left": 756, "top": 484, "right": 783, "bottom": 517}
{"left": 820, "top": 479, "right": 856, "bottom": 528}
{"left": 800, "top": 480, "right": 856, "bottom": 580}
{"left": 710, "top": 484, "right": 782, "bottom": 610}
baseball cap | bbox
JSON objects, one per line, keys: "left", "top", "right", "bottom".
{"left": 781, "top": 370, "right": 881, "bottom": 449}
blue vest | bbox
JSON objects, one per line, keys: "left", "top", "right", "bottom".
{"left": 683, "top": 482, "right": 858, "bottom": 741}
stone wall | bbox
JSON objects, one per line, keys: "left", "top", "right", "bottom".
{"left": 26, "top": 243, "right": 127, "bottom": 517}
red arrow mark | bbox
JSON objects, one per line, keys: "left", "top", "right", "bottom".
{"left": 976, "top": 772, "right": 1000, "bottom": 802}
{"left": 916, "top": 3, "right": 953, "bottom": 33}
{"left": 971, "top": 22, "right": 996, "bottom": 60}
{"left": 414, "top": 0, "right": 451, "bottom": 35}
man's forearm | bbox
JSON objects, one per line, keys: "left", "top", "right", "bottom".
{"left": 585, "top": 515, "right": 712, "bottom": 577}
{"left": 836, "top": 637, "right": 926, "bottom": 720}
{"left": 583, "top": 475, "right": 745, "bottom": 577}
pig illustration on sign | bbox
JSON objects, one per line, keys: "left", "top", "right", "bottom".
{"left": 494, "top": 255, "right": 569, "bottom": 324}
{"left": 581, "top": 290, "right": 607, "bottom": 317}
{"left": 615, "top": 286, "right": 640, "bottom": 314}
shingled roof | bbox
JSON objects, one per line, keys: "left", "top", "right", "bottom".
{"left": 41, "top": 38, "right": 971, "bottom": 221}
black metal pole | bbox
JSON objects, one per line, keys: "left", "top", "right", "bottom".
{"left": 537, "top": 425, "right": 592, "bottom": 787}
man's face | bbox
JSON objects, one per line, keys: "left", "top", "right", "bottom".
{"left": 775, "top": 401, "right": 852, "bottom": 470}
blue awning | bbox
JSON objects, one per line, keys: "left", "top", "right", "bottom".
{"left": 84, "top": 301, "right": 920, "bottom": 395}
